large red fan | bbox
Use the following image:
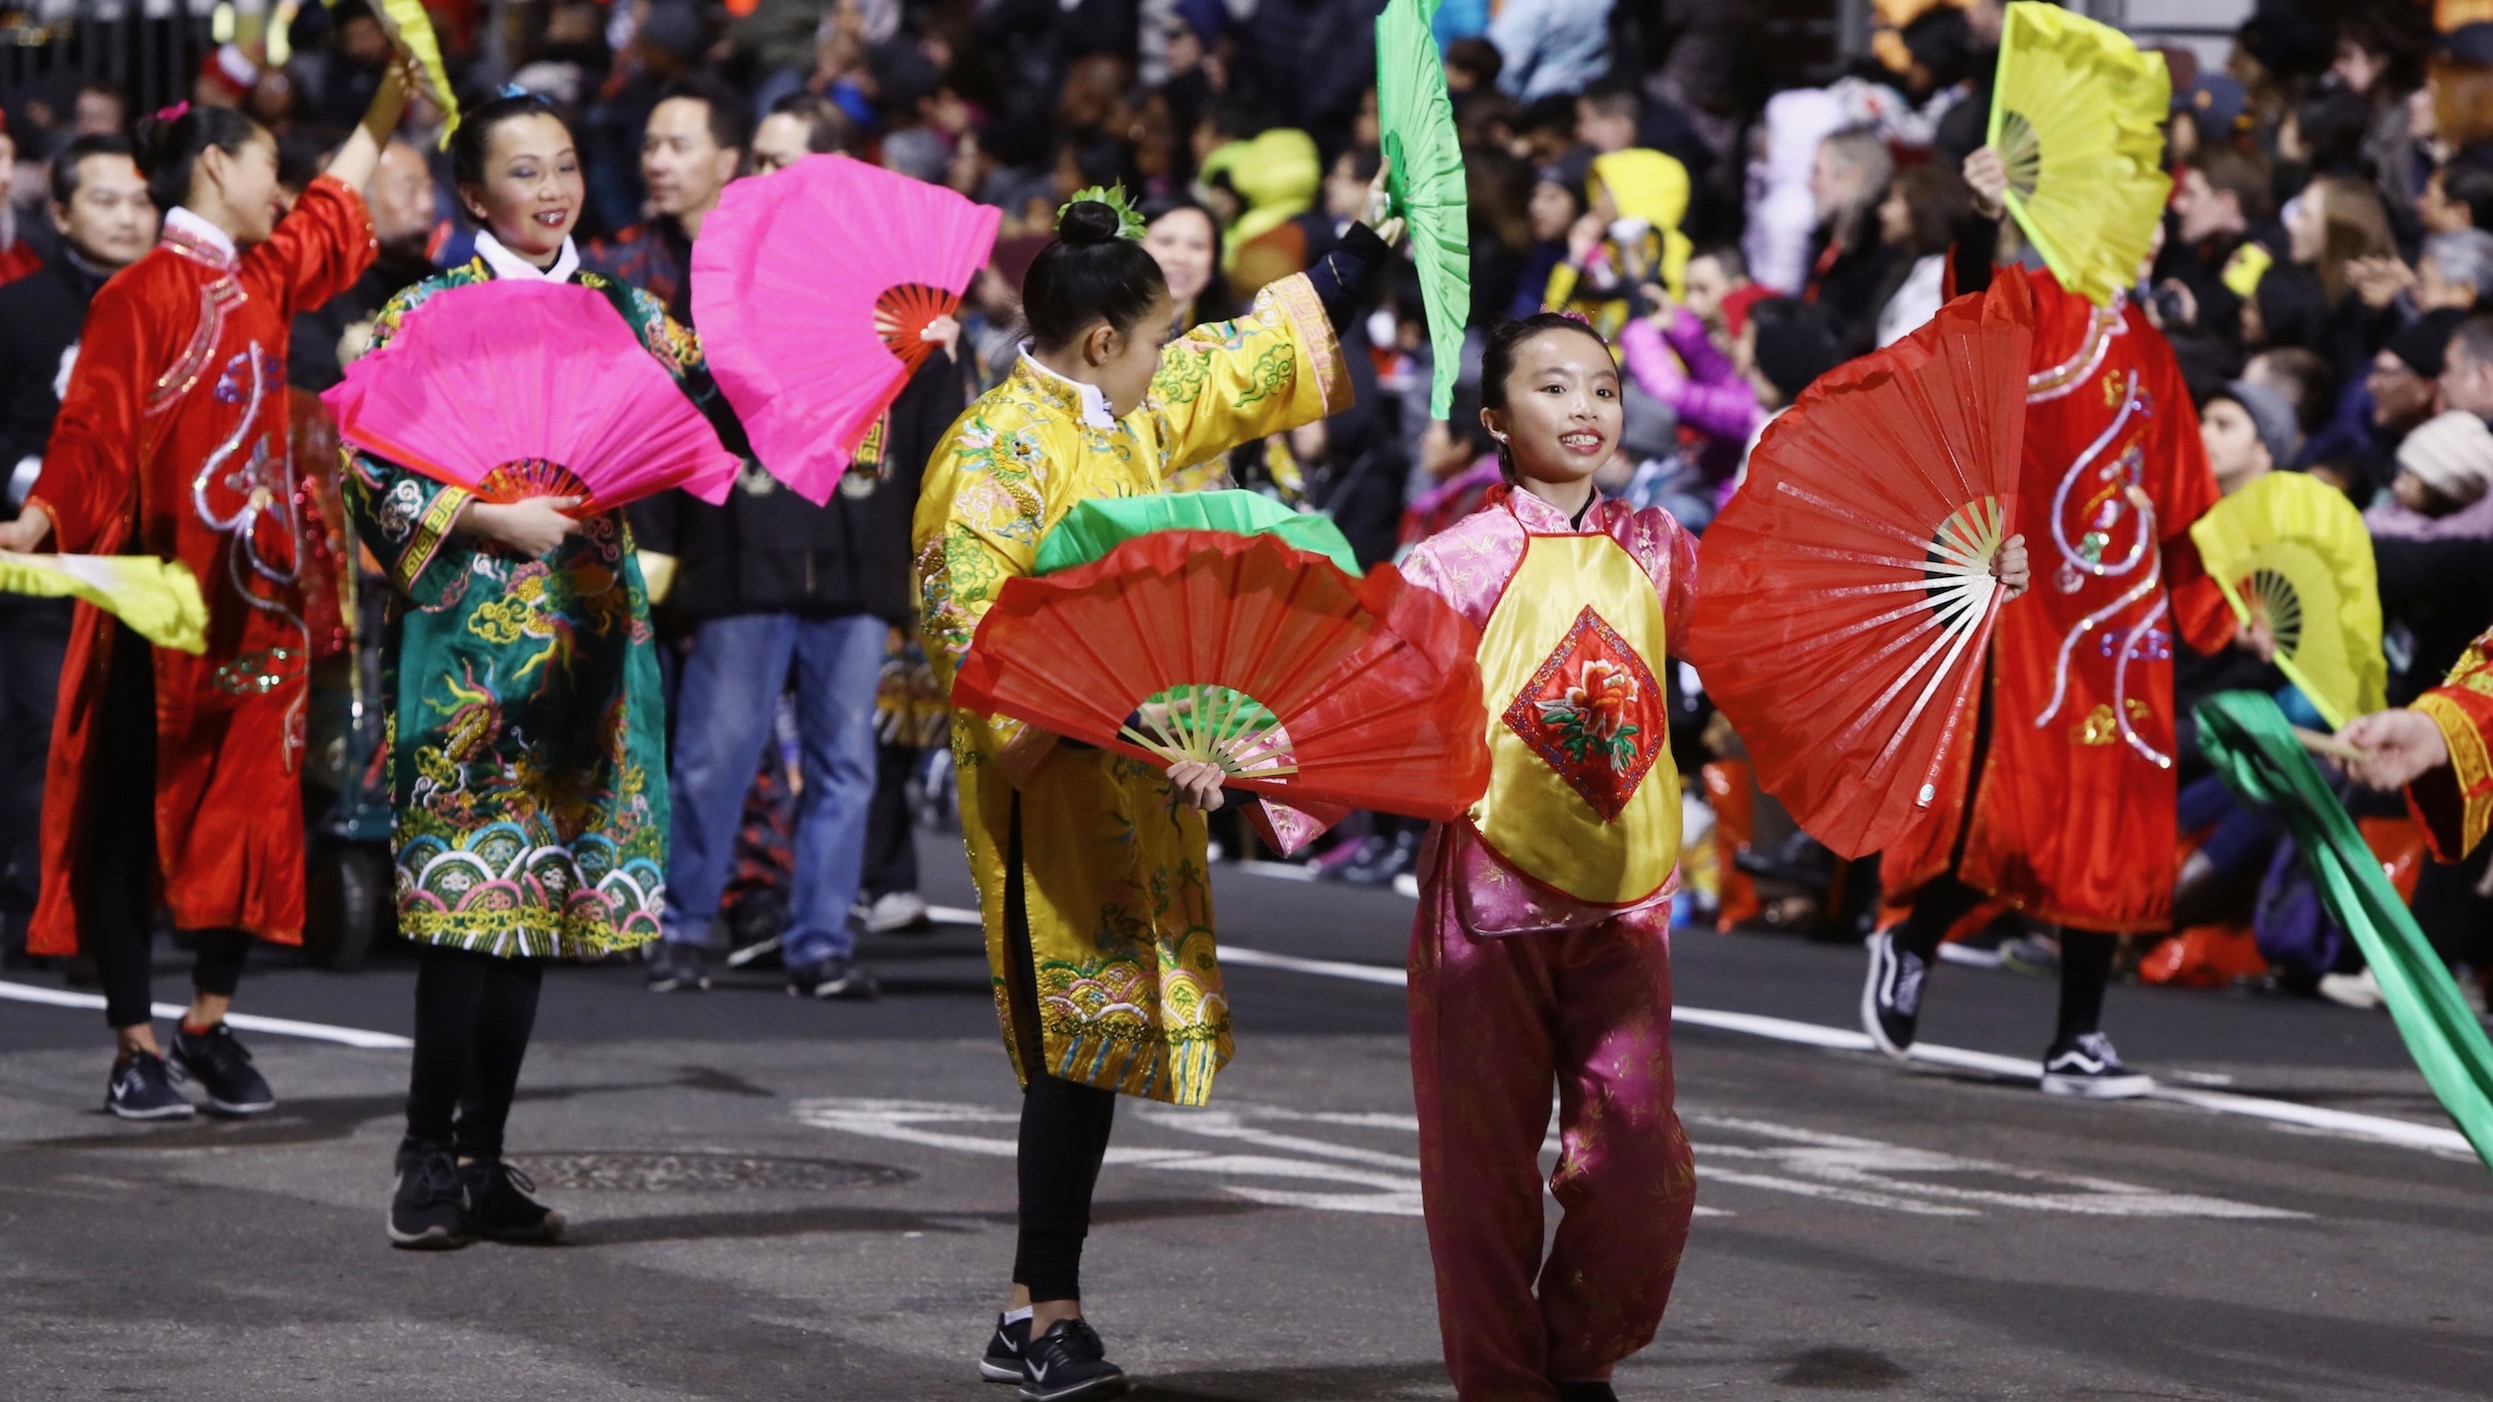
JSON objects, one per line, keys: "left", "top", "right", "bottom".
{"left": 1680, "top": 268, "right": 2036, "bottom": 857}
{"left": 949, "top": 530, "right": 1492, "bottom": 821}
{"left": 324, "top": 280, "right": 739, "bottom": 511}
{"left": 693, "top": 155, "right": 1000, "bottom": 505}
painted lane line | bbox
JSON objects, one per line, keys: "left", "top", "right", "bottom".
{"left": 0, "top": 979, "right": 412, "bottom": 1049}
{"left": 1214, "top": 945, "right": 2475, "bottom": 1159}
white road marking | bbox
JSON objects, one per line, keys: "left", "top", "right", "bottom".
{"left": 1211, "top": 945, "right": 2478, "bottom": 1160}
{"left": 793, "top": 1097, "right": 2296, "bottom": 1221}
{"left": 0, "top": 979, "right": 412, "bottom": 1049}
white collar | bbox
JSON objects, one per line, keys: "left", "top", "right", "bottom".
{"left": 1017, "top": 343, "right": 1117, "bottom": 429}
{"left": 163, "top": 207, "right": 236, "bottom": 264}
{"left": 475, "top": 229, "right": 581, "bottom": 283}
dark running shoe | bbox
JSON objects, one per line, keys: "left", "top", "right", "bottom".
{"left": 2040, "top": 1032, "right": 2155, "bottom": 1100}
{"left": 105, "top": 1051, "right": 194, "bottom": 1120}
{"left": 459, "top": 1158, "right": 565, "bottom": 1243}
{"left": 645, "top": 939, "right": 711, "bottom": 993}
{"left": 167, "top": 1021, "right": 276, "bottom": 1116}
{"left": 789, "top": 955, "right": 879, "bottom": 1000}
{"left": 389, "top": 1145, "right": 471, "bottom": 1250}
{"left": 1556, "top": 1383, "right": 1621, "bottom": 1402}
{"left": 1860, "top": 930, "right": 1926, "bottom": 1061}
{"left": 1019, "top": 1318, "right": 1127, "bottom": 1402}
{"left": 980, "top": 1311, "right": 1032, "bottom": 1383}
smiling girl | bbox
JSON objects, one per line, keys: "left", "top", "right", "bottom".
{"left": 342, "top": 89, "right": 750, "bottom": 1251}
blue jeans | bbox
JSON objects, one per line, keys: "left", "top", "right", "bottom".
{"left": 662, "top": 612, "right": 886, "bottom": 967}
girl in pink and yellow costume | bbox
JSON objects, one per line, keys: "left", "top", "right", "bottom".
{"left": 1395, "top": 313, "right": 1698, "bottom": 1402}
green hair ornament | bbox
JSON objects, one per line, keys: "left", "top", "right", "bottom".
{"left": 1058, "top": 185, "right": 1148, "bottom": 242}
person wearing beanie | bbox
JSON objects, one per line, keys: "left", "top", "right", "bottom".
{"left": 2392, "top": 409, "right": 2493, "bottom": 517}
{"left": 2357, "top": 306, "right": 2465, "bottom": 491}
{"left": 2200, "top": 380, "right": 2300, "bottom": 494}
{"left": 1738, "top": 295, "right": 1842, "bottom": 410}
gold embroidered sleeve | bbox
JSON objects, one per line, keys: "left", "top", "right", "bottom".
{"left": 1142, "top": 272, "right": 1352, "bottom": 478}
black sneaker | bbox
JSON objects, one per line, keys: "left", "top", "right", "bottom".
{"left": 1019, "top": 1318, "right": 1127, "bottom": 1402}
{"left": 389, "top": 1145, "right": 471, "bottom": 1250}
{"left": 789, "top": 955, "right": 879, "bottom": 1000}
{"left": 105, "top": 1051, "right": 195, "bottom": 1120}
{"left": 1556, "top": 1383, "right": 1621, "bottom": 1402}
{"left": 1860, "top": 930, "right": 1925, "bottom": 1060}
{"left": 167, "top": 1021, "right": 276, "bottom": 1115}
{"left": 2040, "top": 1031, "right": 2155, "bottom": 1099}
{"left": 645, "top": 940, "right": 711, "bottom": 993}
{"left": 459, "top": 1158, "right": 565, "bottom": 1243}
{"left": 980, "top": 1311, "right": 1032, "bottom": 1383}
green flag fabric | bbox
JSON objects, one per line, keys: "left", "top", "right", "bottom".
{"left": 1033, "top": 490, "right": 1363, "bottom": 579}
{"left": 2196, "top": 690, "right": 2493, "bottom": 1173}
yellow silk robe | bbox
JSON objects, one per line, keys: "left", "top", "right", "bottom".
{"left": 913, "top": 273, "right": 1350, "bottom": 1106}
{"left": 2410, "top": 627, "right": 2493, "bottom": 861}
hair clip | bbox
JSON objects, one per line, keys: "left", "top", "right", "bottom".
{"left": 1058, "top": 184, "right": 1147, "bottom": 241}
{"left": 1554, "top": 308, "right": 1595, "bottom": 330}
{"left": 153, "top": 100, "right": 191, "bottom": 125}
{"left": 498, "top": 82, "right": 532, "bottom": 100}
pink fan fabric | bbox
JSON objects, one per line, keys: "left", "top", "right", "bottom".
{"left": 323, "top": 280, "right": 740, "bottom": 510}
{"left": 693, "top": 154, "right": 1001, "bottom": 504}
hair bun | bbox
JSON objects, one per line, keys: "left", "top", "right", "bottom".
{"left": 1056, "top": 199, "right": 1124, "bottom": 247}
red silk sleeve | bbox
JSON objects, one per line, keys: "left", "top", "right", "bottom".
{"left": 248, "top": 175, "right": 376, "bottom": 321}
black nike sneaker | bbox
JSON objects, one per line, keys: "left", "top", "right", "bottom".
{"left": 644, "top": 939, "right": 711, "bottom": 993}
{"left": 1019, "top": 1317, "right": 1128, "bottom": 1402}
{"left": 2039, "top": 1031, "right": 2155, "bottom": 1099}
{"left": 980, "top": 1311, "right": 1032, "bottom": 1383}
{"left": 1860, "top": 929, "right": 1926, "bottom": 1060}
{"left": 389, "top": 1145, "right": 471, "bottom": 1250}
{"left": 105, "top": 1050, "right": 195, "bottom": 1120}
{"left": 167, "top": 1021, "right": 276, "bottom": 1115}
{"left": 459, "top": 1158, "right": 565, "bottom": 1243}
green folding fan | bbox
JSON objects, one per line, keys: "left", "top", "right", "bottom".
{"left": 1034, "top": 490, "right": 1362, "bottom": 579}
{"left": 1376, "top": 0, "right": 1470, "bottom": 421}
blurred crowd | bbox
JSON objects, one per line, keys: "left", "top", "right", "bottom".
{"left": 0, "top": 0, "right": 2488, "bottom": 1017}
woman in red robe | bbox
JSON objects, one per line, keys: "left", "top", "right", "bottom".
{"left": 0, "top": 72, "right": 407, "bottom": 1120}
{"left": 1861, "top": 148, "right": 2238, "bottom": 1099}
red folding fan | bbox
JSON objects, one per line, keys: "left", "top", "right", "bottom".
{"left": 949, "top": 530, "right": 1493, "bottom": 821}
{"left": 1680, "top": 267, "right": 2036, "bottom": 857}
{"left": 323, "top": 280, "right": 740, "bottom": 511}
{"left": 692, "top": 154, "right": 1001, "bottom": 505}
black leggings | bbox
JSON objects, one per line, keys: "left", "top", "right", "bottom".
{"left": 404, "top": 943, "right": 546, "bottom": 1161}
{"left": 84, "top": 621, "right": 249, "bottom": 1030}
{"left": 1004, "top": 798, "right": 1118, "bottom": 1304}
{"left": 1889, "top": 875, "right": 2118, "bottom": 1045}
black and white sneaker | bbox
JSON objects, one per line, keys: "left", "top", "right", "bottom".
{"left": 105, "top": 1051, "right": 195, "bottom": 1120}
{"left": 789, "top": 955, "right": 879, "bottom": 1000}
{"left": 980, "top": 1311, "right": 1033, "bottom": 1383}
{"left": 1019, "top": 1318, "right": 1127, "bottom": 1401}
{"left": 1861, "top": 930, "right": 1926, "bottom": 1060}
{"left": 459, "top": 1158, "right": 565, "bottom": 1243}
{"left": 645, "top": 940, "right": 711, "bottom": 993}
{"left": 167, "top": 1021, "right": 276, "bottom": 1115}
{"left": 2040, "top": 1032, "right": 2155, "bottom": 1099}
{"left": 389, "top": 1145, "right": 471, "bottom": 1250}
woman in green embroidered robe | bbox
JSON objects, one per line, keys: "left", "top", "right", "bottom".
{"left": 342, "top": 94, "right": 722, "bottom": 1249}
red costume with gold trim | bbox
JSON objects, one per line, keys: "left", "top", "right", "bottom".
{"left": 1882, "top": 272, "right": 2232, "bottom": 932}
{"left": 2408, "top": 627, "right": 2493, "bottom": 861}
{"left": 25, "top": 177, "right": 375, "bottom": 954}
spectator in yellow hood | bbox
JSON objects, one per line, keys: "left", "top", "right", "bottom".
{"left": 1197, "top": 126, "right": 1322, "bottom": 282}
{"left": 1543, "top": 146, "right": 1693, "bottom": 337}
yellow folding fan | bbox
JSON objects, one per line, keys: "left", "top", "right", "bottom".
{"left": 1988, "top": 2, "right": 2172, "bottom": 307}
{"left": 2188, "top": 472, "right": 2387, "bottom": 731}
{"left": 0, "top": 551, "right": 208, "bottom": 654}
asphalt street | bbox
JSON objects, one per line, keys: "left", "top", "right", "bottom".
{"left": 3, "top": 831, "right": 2489, "bottom": 1401}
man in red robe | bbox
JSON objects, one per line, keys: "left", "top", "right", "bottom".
{"left": 1862, "top": 150, "right": 2238, "bottom": 1098}
{"left": 0, "top": 74, "right": 404, "bottom": 1119}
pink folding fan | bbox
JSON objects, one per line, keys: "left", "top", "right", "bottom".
{"left": 692, "top": 154, "right": 1001, "bottom": 505}
{"left": 323, "top": 280, "right": 740, "bottom": 512}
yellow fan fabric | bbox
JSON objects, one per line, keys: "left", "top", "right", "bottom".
{"left": 0, "top": 551, "right": 208, "bottom": 654}
{"left": 2188, "top": 472, "right": 2387, "bottom": 731}
{"left": 354, "top": 0, "right": 461, "bottom": 146}
{"left": 1988, "top": 2, "right": 2171, "bottom": 307}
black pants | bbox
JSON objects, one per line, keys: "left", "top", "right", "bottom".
{"left": 0, "top": 595, "right": 68, "bottom": 921}
{"left": 861, "top": 742, "right": 921, "bottom": 900}
{"left": 404, "top": 943, "right": 546, "bottom": 1161}
{"left": 84, "top": 621, "right": 248, "bottom": 1031}
{"left": 1004, "top": 798, "right": 1117, "bottom": 1304}
{"left": 1888, "top": 664, "right": 2114, "bottom": 1046}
